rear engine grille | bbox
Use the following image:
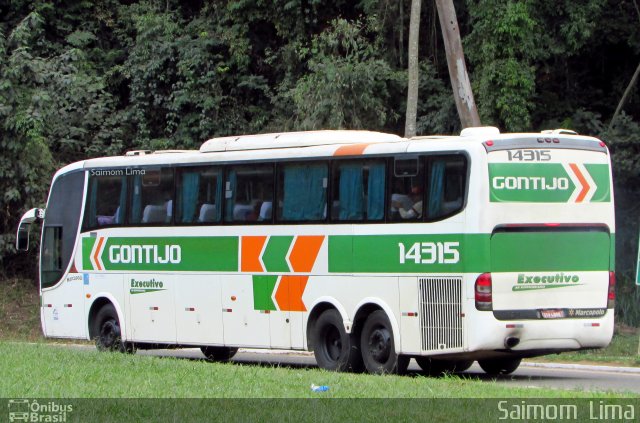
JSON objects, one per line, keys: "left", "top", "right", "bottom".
{"left": 418, "top": 277, "right": 464, "bottom": 352}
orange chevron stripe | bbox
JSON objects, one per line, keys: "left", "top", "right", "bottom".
{"left": 569, "top": 163, "right": 589, "bottom": 203}
{"left": 93, "top": 237, "right": 105, "bottom": 271}
{"left": 275, "top": 275, "right": 308, "bottom": 311}
{"left": 333, "top": 143, "right": 371, "bottom": 156}
{"left": 241, "top": 236, "right": 267, "bottom": 272}
{"left": 288, "top": 236, "right": 324, "bottom": 273}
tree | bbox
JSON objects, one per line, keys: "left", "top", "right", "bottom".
{"left": 404, "top": 0, "right": 421, "bottom": 137}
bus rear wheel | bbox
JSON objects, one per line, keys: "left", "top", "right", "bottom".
{"left": 360, "top": 310, "right": 409, "bottom": 374}
{"left": 313, "top": 309, "right": 362, "bottom": 372}
{"left": 200, "top": 346, "right": 238, "bottom": 362}
{"left": 478, "top": 358, "right": 522, "bottom": 375}
{"left": 94, "top": 304, "right": 134, "bottom": 353}
{"left": 415, "top": 358, "right": 473, "bottom": 376}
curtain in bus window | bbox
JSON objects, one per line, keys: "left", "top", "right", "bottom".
{"left": 225, "top": 170, "right": 237, "bottom": 221}
{"left": 339, "top": 164, "right": 363, "bottom": 220}
{"left": 367, "top": 162, "right": 385, "bottom": 220}
{"left": 427, "top": 160, "right": 446, "bottom": 219}
{"left": 282, "top": 164, "right": 327, "bottom": 221}
{"left": 130, "top": 174, "right": 143, "bottom": 224}
{"left": 179, "top": 172, "right": 200, "bottom": 223}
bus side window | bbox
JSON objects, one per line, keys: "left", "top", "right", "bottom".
{"left": 277, "top": 162, "right": 328, "bottom": 222}
{"left": 83, "top": 173, "right": 127, "bottom": 229}
{"left": 176, "top": 166, "right": 222, "bottom": 224}
{"left": 332, "top": 160, "right": 385, "bottom": 222}
{"left": 389, "top": 159, "right": 424, "bottom": 222}
{"left": 224, "top": 164, "right": 274, "bottom": 223}
{"left": 130, "top": 168, "right": 174, "bottom": 225}
{"left": 425, "top": 155, "right": 467, "bottom": 220}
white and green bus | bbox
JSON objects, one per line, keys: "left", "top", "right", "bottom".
{"left": 17, "top": 127, "right": 615, "bottom": 375}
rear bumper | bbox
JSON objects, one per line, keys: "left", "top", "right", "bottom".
{"left": 465, "top": 305, "right": 614, "bottom": 357}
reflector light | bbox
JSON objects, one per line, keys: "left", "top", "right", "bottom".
{"left": 607, "top": 271, "right": 616, "bottom": 309}
{"left": 485, "top": 140, "right": 494, "bottom": 147}
{"left": 599, "top": 141, "right": 606, "bottom": 147}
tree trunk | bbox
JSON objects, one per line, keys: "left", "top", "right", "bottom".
{"left": 609, "top": 61, "right": 640, "bottom": 131}
{"left": 404, "top": 0, "right": 422, "bottom": 138}
{"left": 435, "top": 0, "right": 481, "bottom": 128}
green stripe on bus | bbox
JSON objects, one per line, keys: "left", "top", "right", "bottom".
{"left": 98, "top": 236, "right": 238, "bottom": 271}
{"left": 489, "top": 163, "right": 575, "bottom": 203}
{"left": 328, "top": 234, "right": 489, "bottom": 273}
{"left": 252, "top": 275, "right": 278, "bottom": 311}
{"left": 490, "top": 231, "right": 611, "bottom": 272}
{"left": 262, "top": 236, "right": 293, "bottom": 272}
{"left": 328, "top": 232, "right": 611, "bottom": 273}
{"left": 82, "top": 237, "right": 96, "bottom": 271}
{"left": 584, "top": 164, "right": 611, "bottom": 202}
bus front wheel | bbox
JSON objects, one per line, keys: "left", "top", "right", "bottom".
{"left": 94, "top": 304, "right": 134, "bottom": 353}
{"left": 478, "top": 358, "right": 522, "bottom": 375}
{"left": 313, "top": 309, "right": 362, "bottom": 372}
{"left": 360, "top": 310, "right": 409, "bottom": 374}
{"left": 200, "top": 346, "right": 238, "bottom": 362}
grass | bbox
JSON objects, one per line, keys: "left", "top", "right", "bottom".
{"left": 0, "top": 342, "right": 637, "bottom": 421}
{"left": 0, "top": 278, "right": 41, "bottom": 341}
{"left": 0, "top": 342, "right": 636, "bottom": 399}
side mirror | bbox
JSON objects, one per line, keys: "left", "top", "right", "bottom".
{"left": 15, "top": 208, "right": 44, "bottom": 251}
{"left": 16, "top": 225, "right": 30, "bottom": 251}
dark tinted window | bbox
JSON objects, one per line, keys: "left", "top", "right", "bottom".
{"left": 224, "top": 164, "right": 274, "bottom": 223}
{"left": 130, "top": 168, "right": 174, "bottom": 225}
{"left": 277, "top": 162, "right": 328, "bottom": 222}
{"left": 425, "top": 155, "right": 467, "bottom": 220}
{"left": 41, "top": 171, "right": 84, "bottom": 288}
{"left": 389, "top": 159, "right": 425, "bottom": 221}
{"left": 331, "top": 160, "right": 385, "bottom": 221}
{"left": 176, "top": 166, "right": 222, "bottom": 224}
{"left": 84, "top": 172, "right": 127, "bottom": 228}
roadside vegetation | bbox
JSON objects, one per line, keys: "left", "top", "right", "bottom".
{"left": 0, "top": 342, "right": 634, "bottom": 399}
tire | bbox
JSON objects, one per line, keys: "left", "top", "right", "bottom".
{"left": 360, "top": 310, "right": 409, "bottom": 375}
{"left": 478, "top": 358, "right": 522, "bottom": 375}
{"left": 94, "top": 304, "right": 134, "bottom": 353}
{"left": 200, "top": 346, "right": 238, "bottom": 362}
{"left": 313, "top": 309, "right": 363, "bottom": 372}
{"left": 415, "top": 358, "right": 473, "bottom": 376}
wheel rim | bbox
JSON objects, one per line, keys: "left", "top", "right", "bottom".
{"left": 366, "top": 325, "right": 391, "bottom": 364}
{"left": 322, "top": 325, "right": 342, "bottom": 362}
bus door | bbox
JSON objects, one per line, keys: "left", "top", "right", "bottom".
{"left": 39, "top": 171, "right": 86, "bottom": 338}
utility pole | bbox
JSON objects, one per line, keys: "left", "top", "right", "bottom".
{"left": 404, "top": 0, "right": 422, "bottom": 138}
{"left": 435, "top": 0, "right": 481, "bottom": 128}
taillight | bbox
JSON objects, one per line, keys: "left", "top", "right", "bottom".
{"left": 475, "top": 273, "right": 492, "bottom": 311}
{"left": 607, "top": 271, "right": 615, "bottom": 309}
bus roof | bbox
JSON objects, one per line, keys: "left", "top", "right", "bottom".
{"left": 199, "top": 130, "right": 402, "bottom": 152}
{"left": 74, "top": 127, "right": 605, "bottom": 171}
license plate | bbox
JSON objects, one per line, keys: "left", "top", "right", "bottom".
{"left": 541, "top": 309, "right": 565, "bottom": 319}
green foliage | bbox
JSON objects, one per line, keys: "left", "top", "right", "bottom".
{"left": 284, "top": 17, "right": 403, "bottom": 130}
{"left": 466, "top": 0, "right": 538, "bottom": 131}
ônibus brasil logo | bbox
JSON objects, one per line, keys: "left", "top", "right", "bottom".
{"left": 489, "top": 163, "right": 610, "bottom": 203}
